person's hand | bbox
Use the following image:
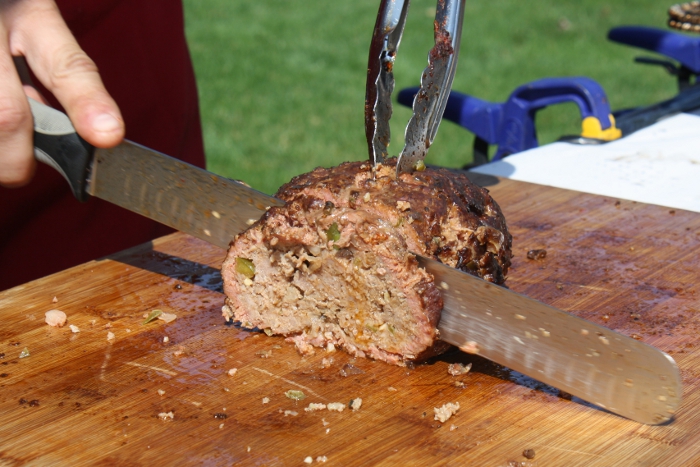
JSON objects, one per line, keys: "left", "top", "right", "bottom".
{"left": 0, "top": 0, "right": 124, "bottom": 187}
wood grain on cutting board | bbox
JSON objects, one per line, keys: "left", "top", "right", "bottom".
{"left": 1, "top": 178, "right": 699, "bottom": 466}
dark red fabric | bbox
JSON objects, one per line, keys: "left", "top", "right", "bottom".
{"left": 0, "top": 0, "right": 205, "bottom": 290}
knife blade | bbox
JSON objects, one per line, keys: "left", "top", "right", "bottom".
{"left": 422, "top": 257, "right": 681, "bottom": 425}
{"left": 30, "top": 98, "right": 681, "bottom": 424}
{"left": 29, "top": 98, "right": 283, "bottom": 249}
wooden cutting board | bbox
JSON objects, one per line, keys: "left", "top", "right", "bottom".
{"left": 1, "top": 177, "right": 700, "bottom": 466}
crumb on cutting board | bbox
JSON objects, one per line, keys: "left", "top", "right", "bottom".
{"left": 45, "top": 309, "right": 67, "bottom": 327}
{"left": 285, "top": 390, "right": 306, "bottom": 401}
{"left": 158, "top": 312, "right": 177, "bottom": 323}
{"left": 305, "top": 403, "right": 326, "bottom": 412}
{"left": 326, "top": 402, "right": 345, "bottom": 412}
{"left": 434, "top": 402, "right": 460, "bottom": 423}
{"left": 350, "top": 398, "right": 362, "bottom": 411}
{"left": 447, "top": 363, "right": 472, "bottom": 376}
{"left": 158, "top": 411, "right": 174, "bottom": 421}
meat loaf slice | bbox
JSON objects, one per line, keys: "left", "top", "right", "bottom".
{"left": 221, "top": 159, "right": 512, "bottom": 365}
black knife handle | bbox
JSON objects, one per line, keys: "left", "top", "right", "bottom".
{"left": 29, "top": 98, "right": 95, "bottom": 202}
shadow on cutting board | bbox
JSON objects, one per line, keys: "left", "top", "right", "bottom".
{"left": 429, "top": 348, "right": 611, "bottom": 416}
{"left": 108, "top": 242, "right": 223, "bottom": 294}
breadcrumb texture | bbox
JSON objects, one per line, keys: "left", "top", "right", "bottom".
{"left": 434, "top": 402, "right": 460, "bottom": 423}
{"left": 222, "top": 159, "right": 512, "bottom": 366}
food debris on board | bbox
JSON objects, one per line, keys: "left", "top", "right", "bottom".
{"left": 305, "top": 403, "right": 326, "bottom": 412}
{"left": 447, "top": 363, "right": 472, "bottom": 376}
{"left": 326, "top": 402, "right": 345, "bottom": 412}
{"left": 349, "top": 398, "right": 362, "bottom": 411}
{"left": 158, "top": 411, "right": 174, "bottom": 421}
{"left": 285, "top": 390, "right": 306, "bottom": 401}
{"left": 44, "top": 309, "right": 67, "bottom": 327}
{"left": 69, "top": 324, "right": 80, "bottom": 333}
{"left": 434, "top": 402, "right": 460, "bottom": 423}
{"left": 19, "top": 348, "right": 30, "bottom": 359}
{"left": 228, "top": 368, "right": 238, "bottom": 377}
{"left": 526, "top": 249, "right": 547, "bottom": 260}
{"left": 107, "top": 332, "right": 115, "bottom": 341}
{"left": 339, "top": 363, "right": 364, "bottom": 377}
{"left": 142, "top": 309, "right": 162, "bottom": 325}
{"left": 158, "top": 312, "right": 177, "bottom": 323}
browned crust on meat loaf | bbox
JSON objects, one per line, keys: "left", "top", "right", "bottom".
{"left": 223, "top": 159, "right": 511, "bottom": 365}
{"left": 277, "top": 158, "right": 512, "bottom": 283}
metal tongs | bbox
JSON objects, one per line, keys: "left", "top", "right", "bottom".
{"left": 365, "top": 0, "right": 465, "bottom": 174}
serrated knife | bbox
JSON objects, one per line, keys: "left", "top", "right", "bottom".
{"left": 30, "top": 98, "right": 681, "bottom": 425}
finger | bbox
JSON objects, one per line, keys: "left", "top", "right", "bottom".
{"left": 0, "top": 23, "right": 35, "bottom": 187}
{"left": 8, "top": 2, "right": 125, "bottom": 149}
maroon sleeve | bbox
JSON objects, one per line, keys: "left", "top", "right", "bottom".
{"left": 0, "top": 0, "right": 206, "bottom": 290}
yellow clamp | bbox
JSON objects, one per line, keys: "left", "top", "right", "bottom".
{"left": 581, "top": 114, "right": 622, "bottom": 141}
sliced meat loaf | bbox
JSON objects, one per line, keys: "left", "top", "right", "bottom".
{"left": 221, "top": 159, "right": 512, "bottom": 365}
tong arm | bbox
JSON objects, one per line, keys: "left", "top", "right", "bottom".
{"left": 365, "top": 0, "right": 410, "bottom": 167}
{"left": 397, "top": 0, "right": 465, "bottom": 174}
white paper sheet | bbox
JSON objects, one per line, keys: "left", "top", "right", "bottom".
{"left": 471, "top": 111, "right": 700, "bottom": 212}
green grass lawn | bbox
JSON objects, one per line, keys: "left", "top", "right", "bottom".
{"left": 183, "top": 0, "right": 678, "bottom": 194}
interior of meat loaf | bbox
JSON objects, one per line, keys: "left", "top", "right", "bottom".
{"left": 221, "top": 159, "right": 512, "bottom": 365}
